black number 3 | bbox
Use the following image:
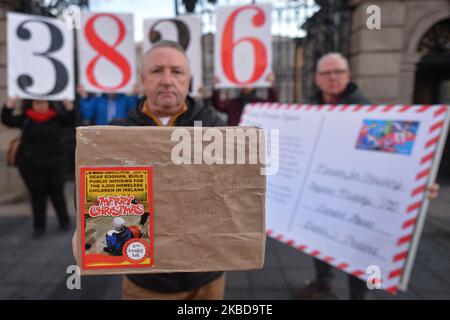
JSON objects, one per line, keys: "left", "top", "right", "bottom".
{"left": 16, "top": 19, "right": 69, "bottom": 96}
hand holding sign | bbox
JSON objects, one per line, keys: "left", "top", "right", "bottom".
{"left": 5, "top": 96, "right": 20, "bottom": 109}
{"left": 77, "top": 84, "right": 88, "bottom": 98}
{"left": 63, "top": 100, "right": 74, "bottom": 111}
{"left": 426, "top": 183, "right": 440, "bottom": 200}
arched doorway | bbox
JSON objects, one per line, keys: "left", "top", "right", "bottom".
{"left": 413, "top": 18, "right": 450, "bottom": 180}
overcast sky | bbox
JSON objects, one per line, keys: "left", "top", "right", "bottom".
{"left": 90, "top": 0, "right": 175, "bottom": 42}
{"left": 89, "top": 0, "right": 316, "bottom": 41}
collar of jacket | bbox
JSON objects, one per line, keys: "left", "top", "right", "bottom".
{"left": 142, "top": 100, "right": 187, "bottom": 126}
{"left": 312, "top": 82, "right": 363, "bottom": 104}
{"left": 129, "top": 96, "right": 206, "bottom": 126}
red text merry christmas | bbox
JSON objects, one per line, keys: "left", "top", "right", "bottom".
{"left": 88, "top": 196, "right": 145, "bottom": 217}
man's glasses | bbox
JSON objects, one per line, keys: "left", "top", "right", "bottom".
{"left": 317, "top": 69, "right": 348, "bottom": 77}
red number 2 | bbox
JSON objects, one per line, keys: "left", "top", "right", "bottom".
{"left": 221, "top": 5, "right": 268, "bottom": 85}
{"left": 85, "top": 14, "right": 131, "bottom": 91}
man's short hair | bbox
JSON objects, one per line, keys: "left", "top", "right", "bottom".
{"left": 316, "top": 52, "right": 349, "bottom": 72}
{"left": 142, "top": 40, "right": 190, "bottom": 72}
{"left": 147, "top": 40, "right": 186, "bottom": 55}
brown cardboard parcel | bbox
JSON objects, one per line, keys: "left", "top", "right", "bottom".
{"left": 76, "top": 126, "right": 266, "bottom": 275}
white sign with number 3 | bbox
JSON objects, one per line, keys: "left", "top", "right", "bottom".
{"left": 7, "top": 12, "right": 74, "bottom": 101}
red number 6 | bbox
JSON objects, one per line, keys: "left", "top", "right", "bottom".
{"left": 221, "top": 5, "right": 268, "bottom": 85}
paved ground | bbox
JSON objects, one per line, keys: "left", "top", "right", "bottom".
{"left": 0, "top": 179, "right": 449, "bottom": 300}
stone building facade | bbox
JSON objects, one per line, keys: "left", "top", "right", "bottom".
{"left": 0, "top": 3, "right": 28, "bottom": 203}
{"left": 349, "top": 0, "right": 450, "bottom": 105}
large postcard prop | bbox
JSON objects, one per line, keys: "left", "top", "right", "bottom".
{"left": 143, "top": 16, "right": 202, "bottom": 96}
{"left": 76, "top": 126, "right": 266, "bottom": 275}
{"left": 78, "top": 11, "right": 136, "bottom": 93}
{"left": 7, "top": 12, "right": 74, "bottom": 101}
{"left": 215, "top": 4, "right": 272, "bottom": 89}
{"left": 240, "top": 104, "right": 450, "bottom": 294}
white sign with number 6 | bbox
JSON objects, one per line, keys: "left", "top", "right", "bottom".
{"left": 214, "top": 4, "right": 272, "bottom": 89}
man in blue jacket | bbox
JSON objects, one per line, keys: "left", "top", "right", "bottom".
{"left": 77, "top": 85, "right": 140, "bottom": 125}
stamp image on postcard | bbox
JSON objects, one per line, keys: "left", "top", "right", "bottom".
{"left": 356, "top": 120, "right": 419, "bottom": 155}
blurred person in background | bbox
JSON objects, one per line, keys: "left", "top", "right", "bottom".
{"left": 298, "top": 52, "right": 440, "bottom": 300}
{"left": 211, "top": 73, "right": 278, "bottom": 126}
{"left": 2, "top": 97, "right": 75, "bottom": 238}
{"left": 77, "top": 84, "right": 140, "bottom": 125}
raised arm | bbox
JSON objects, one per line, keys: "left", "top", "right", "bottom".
{"left": 1, "top": 97, "right": 25, "bottom": 128}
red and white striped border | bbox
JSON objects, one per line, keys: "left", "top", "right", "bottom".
{"left": 386, "top": 104, "right": 448, "bottom": 294}
{"left": 254, "top": 104, "right": 449, "bottom": 295}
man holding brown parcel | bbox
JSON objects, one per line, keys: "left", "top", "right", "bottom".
{"left": 122, "top": 40, "right": 227, "bottom": 299}
{"left": 73, "top": 40, "right": 227, "bottom": 299}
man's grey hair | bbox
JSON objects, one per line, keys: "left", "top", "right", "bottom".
{"left": 148, "top": 40, "right": 186, "bottom": 55}
{"left": 142, "top": 40, "right": 190, "bottom": 72}
{"left": 316, "top": 52, "right": 349, "bottom": 72}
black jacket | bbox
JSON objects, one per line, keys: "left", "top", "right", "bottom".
{"left": 125, "top": 96, "right": 226, "bottom": 293}
{"left": 1, "top": 104, "right": 75, "bottom": 168}
{"left": 125, "top": 96, "right": 225, "bottom": 127}
{"left": 311, "top": 82, "right": 371, "bottom": 105}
